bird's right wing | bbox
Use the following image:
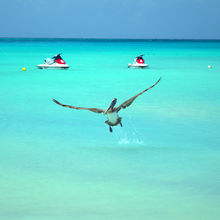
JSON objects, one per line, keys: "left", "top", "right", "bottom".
{"left": 52, "top": 99, "right": 105, "bottom": 114}
{"left": 115, "top": 77, "right": 161, "bottom": 112}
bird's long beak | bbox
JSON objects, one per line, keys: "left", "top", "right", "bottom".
{"left": 103, "top": 98, "right": 117, "bottom": 115}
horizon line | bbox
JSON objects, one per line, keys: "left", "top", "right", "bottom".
{"left": 0, "top": 37, "right": 220, "bottom": 41}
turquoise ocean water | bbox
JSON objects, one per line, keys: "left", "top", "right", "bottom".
{"left": 0, "top": 39, "right": 220, "bottom": 220}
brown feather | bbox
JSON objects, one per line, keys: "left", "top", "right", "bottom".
{"left": 115, "top": 77, "right": 161, "bottom": 112}
{"left": 52, "top": 99, "right": 105, "bottom": 114}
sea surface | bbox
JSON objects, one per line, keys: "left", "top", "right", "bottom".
{"left": 0, "top": 39, "right": 220, "bottom": 220}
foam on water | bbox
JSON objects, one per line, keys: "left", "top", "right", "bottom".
{"left": 116, "top": 129, "right": 144, "bottom": 146}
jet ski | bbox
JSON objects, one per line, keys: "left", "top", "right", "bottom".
{"left": 128, "top": 55, "right": 148, "bottom": 68}
{"left": 37, "top": 54, "right": 69, "bottom": 69}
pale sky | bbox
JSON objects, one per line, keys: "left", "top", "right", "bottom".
{"left": 0, "top": 0, "right": 219, "bottom": 39}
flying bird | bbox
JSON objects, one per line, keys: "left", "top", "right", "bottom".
{"left": 53, "top": 77, "right": 161, "bottom": 132}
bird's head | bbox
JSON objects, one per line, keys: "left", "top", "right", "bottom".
{"left": 103, "top": 98, "right": 117, "bottom": 115}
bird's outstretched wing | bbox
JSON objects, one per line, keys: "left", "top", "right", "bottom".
{"left": 115, "top": 77, "right": 161, "bottom": 112}
{"left": 52, "top": 99, "right": 105, "bottom": 114}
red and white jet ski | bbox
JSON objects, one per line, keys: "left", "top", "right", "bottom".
{"left": 37, "top": 54, "right": 69, "bottom": 69}
{"left": 128, "top": 55, "right": 148, "bottom": 68}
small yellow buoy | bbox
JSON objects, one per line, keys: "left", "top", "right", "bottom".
{"left": 22, "top": 67, "right": 26, "bottom": 71}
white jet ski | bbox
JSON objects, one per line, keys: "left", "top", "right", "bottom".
{"left": 37, "top": 54, "right": 69, "bottom": 69}
{"left": 128, "top": 55, "right": 148, "bottom": 68}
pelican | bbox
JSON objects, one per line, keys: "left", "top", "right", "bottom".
{"left": 53, "top": 77, "right": 161, "bottom": 132}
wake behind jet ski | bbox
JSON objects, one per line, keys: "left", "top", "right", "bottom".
{"left": 37, "top": 53, "right": 69, "bottom": 69}
{"left": 128, "top": 55, "right": 148, "bottom": 68}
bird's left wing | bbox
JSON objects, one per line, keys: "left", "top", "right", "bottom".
{"left": 53, "top": 99, "right": 105, "bottom": 114}
{"left": 115, "top": 77, "right": 161, "bottom": 112}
